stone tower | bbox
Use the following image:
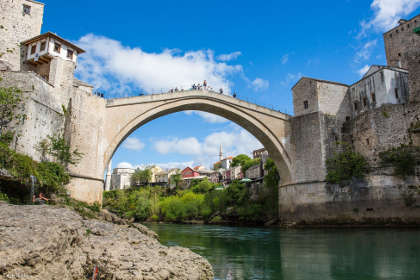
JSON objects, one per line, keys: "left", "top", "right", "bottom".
{"left": 0, "top": 0, "right": 44, "bottom": 71}
{"left": 383, "top": 15, "right": 420, "bottom": 69}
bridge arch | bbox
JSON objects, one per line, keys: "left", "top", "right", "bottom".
{"left": 103, "top": 91, "right": 293, "bottom": 184}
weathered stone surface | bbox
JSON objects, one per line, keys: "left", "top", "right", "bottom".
{"left": 0, "top": 204, "right": 213, "bottom": 280}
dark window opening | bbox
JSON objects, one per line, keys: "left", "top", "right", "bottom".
{"left": 371, "top": 92, "right": 376, "bottom": 103}
{"left": 30, "top": 45, "right": 36, "bottom": 55}
{"left": 23, "top": 4, "right": 31, "bottom": 15}
{"left": 366, "top": 138, "right": 370, "bottom": 145}
{"left": 346, "top": 116, "right": 351, "bottom": 122}
{"left": 398, "top": 52, "right": 401, "bottom": 57}
{"left": 363, "top": 97, "right": 368, "bottom": 107}
{"left": 303, "top": 100, "right": 309, "bottom": 109}
{"left": 67, "top": 49, "right": 73, "bottom": 59}
{"left": 395, "top": 88, "right": 399, "bottom": 99}
{"left": 354, "top": 102, "right": 358, "bottom": 111}
{"left": 40, "top": 41, "right": 46, "bottom": 51}
{"left": 54, "top": 42, "right": 61, "bottom": 53}
{"left": 390, "top": 34, "right": 392, "bottom": 38}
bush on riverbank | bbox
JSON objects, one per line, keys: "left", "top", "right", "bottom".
{"left": 103, "top": 176, "right": 279, "bottom": 225}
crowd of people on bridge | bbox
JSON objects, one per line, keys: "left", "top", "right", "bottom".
{"left": 167, "top": 80, "right": 237, "bottom": 97}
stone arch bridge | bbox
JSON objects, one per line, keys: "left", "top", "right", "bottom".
{"left": 66, "top": 90, "right": 295, "bottom": 203}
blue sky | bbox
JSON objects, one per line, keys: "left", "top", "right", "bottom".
{"left": 41, "top": 0, "right": 420, "bottom": 170}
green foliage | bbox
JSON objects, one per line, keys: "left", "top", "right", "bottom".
{"left": 382, "top": 110, "right": 390, "bottom": 118}
{"left": 264, "top": 158, "right": 280, "bottom": 189}
{"left": 0, "top": 86, "right": 24, "bottom": 133}
{"left": 0, "top": 130, "right": 14, "bottom": 145}
{"left": 232, "top": 154, "right": 260, "bottom": 173}
{"left": 0, "top": 142, "right": 70, "bottom": 194}
{"left": 326, "top": 145, "right": 369, "bottom": 184}
{"left": 36, "top": 161, "right": 69, "bottom": 193}
{"left": 131, "top": 168, "right": 152, "bottom": 186}
{"left": 0, "top": 192, "right": 8, "bottom": 202}
{"left": 159, "top": 191, "right": 206, "bottom": 222}
{"left": 46, "top": 134, "right": 83, "bottom": 166}
{"left": 103, "top": 188, "right": 152, "bottom": 221}
{"left": 169, "top": 173, "right": 182, "bottom": 189}
{"left": 191, "top": 178, "right": 215, "bottom": 194}
{"left": 379, "top": 145, "right": 420, "bottom": 178}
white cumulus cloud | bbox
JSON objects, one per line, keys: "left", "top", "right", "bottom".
{"left": 217, "top": 51, "right": 242, "bottom": 61}
{"left": 358, "top": 65, "right": 370, "bottom": 76}
{"left": 153, "top": 126, "right": 263, "bottom": 168}
{"left": 184, "top": 111, "right": 228, "bottom": 123}
{"left": 75, "top": 34, "right": 243, "bottom": 96}
{"left": 354, "top": 40, "right": 377, "bottom": 63}
{"left": 122, "top": 137, "right": 145, "bottom": 151}
{"left": 117, "top": 162, "right": 133, "bottom": 169}
{"left": 281, "top": 54, "right": 289, "bottom": 65}
{"left": 360, "top": 0, "right": 420, "bottom": 35}
{"left": 251, "top": 78, "right": 269, "bottom": 91}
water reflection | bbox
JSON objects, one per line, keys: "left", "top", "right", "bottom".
{"left": 146, "top": 223, "right": 420, "bottom": 280}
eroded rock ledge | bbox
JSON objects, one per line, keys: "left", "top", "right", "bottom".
{"left": 0, "top": 203, "right": 213, "bottom": 280}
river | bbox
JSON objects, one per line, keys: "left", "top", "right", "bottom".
{"left": 146, "top": 223, "right": 420, "bottom": 280}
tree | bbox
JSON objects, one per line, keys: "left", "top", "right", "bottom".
{"left": 169, "top": 173, "right": 182, "bottom": 189}
{"left": 231, "top": 154, "right": 251, "bottom": 167}
{"left": 264, "top": 158, "right": 280, "bottom": 189}
{"left": 36, "top": 134, "right": 83, "bottom": 166}
{"left": 132, "top": 168, "right": 152, "bottom": 186}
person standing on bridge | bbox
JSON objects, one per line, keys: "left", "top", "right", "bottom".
{"left": 203, "top": 80, "right": 207, "bottom": 90}
{"left": 219, "top": 88, "right": 223, "bottom": 94}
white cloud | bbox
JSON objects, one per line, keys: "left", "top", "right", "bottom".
{"left": 360, "top": 0, "right": 420, "bottom": 35}
{"left": 75, "top": 34, "right": 243, "bottom": 96}
{"left": 354, "top": 40, "right": 377, "bottom": 63}
{"left": 281, "top": 54, "right": 289, "bottom": 65}
{"left": 217, "top": 51, "right": 242, "bottom": 61}
{"left": 153, "top": 126, "right": 263, "bottom": 168}
{"left": 184, "top": 111, "right": 228, "bottom": 123}
{"left": 358, "top": 65, "right": 370, "bottom": 76}
{"left": 117, "top": 162, "right": 133, "bottom": 169}
{"left": 154, "top": 137, "right": 202, "bottom": 156}
{"left": 122, "top": 137, "right": 145, "bottom": 151}
{"left": 251, "top": 78, "right": 269, "bottom": 91}
{"left": 280, "top": 73, "right": 303, "bottom": 88}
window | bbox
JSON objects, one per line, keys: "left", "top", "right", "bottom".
{"left": 54, "top": 42, "right": 61, "bottom": 53}
{"left": 67, "top": 49, "right": 73, "bottom": 59}
{"left": 363, "top": 97, "right": 368, "bottom": 107}
{"left": 390, "top": 34, "right": 392, "bottom": 38}
{"left": 346, "top": 116, "right": 351, "bottom": 122}
{"left": 30, "top": 45, "right": 36, "bottom": 55}
{"left": 354, "top": 102, "right": 358, "bottom": 111}
{"left": 398, "top": 52, "right": 401, "bottom": 57}
{"left": 303, "top": 100, "right": 309, "bottom": 109}
{"left": 395, "top": 88, "right": 399, "bottom": 99}
{"left": 23, "top": 4, "right": 31, "bottom": 15}
{"left": 371, "top": 92, "right": 376, "bottom": 103}
{"left": 366, "top": 138, "right": 370, "bottom": 145}
{"left": 40, "top": 41, "right": 46, "bottom": 51}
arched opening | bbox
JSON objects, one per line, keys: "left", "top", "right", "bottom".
{"left": 103, "top": 94, "right": 292, "bottom": 184}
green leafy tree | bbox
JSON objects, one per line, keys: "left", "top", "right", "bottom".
{"left": 191, "top": 178, "right": 215, "bottom": 194}
{"left": 326, "top": 145, "right": 369, "bottom": 184}
{"left": 169, "top": 173, "right": 182, "bottom": 189}
{"left": 131, "top": 168, "right": 152, "bottom": 186}
{"left": 232, "top": 154, "right": 260, "bottom": 173}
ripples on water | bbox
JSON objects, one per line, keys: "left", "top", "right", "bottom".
{"left": 146, "top": 223, "right": 420, "bottom": 280}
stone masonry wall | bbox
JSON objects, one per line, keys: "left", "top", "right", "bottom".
{"left": 0, "top": 0, "right": 44, "bottom": 71}
{"left": 406, "top": 49, "right": 420, "bottom": 103}
{"left": 383, "top": 14, "right": 420, "bottom": 69}
{"left": 292, "top": 78, "right": 318, "bottom": 117}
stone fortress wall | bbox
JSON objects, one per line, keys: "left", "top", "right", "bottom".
{"left": 279, "top": 14, "right": 420, "bottom": 224}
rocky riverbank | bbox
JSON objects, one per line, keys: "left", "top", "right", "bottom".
{"left": 0, "top": 202, "right": 213, "bottom": 280}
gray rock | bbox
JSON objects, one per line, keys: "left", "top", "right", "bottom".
{"left": 0, "top": 204, "right": 213, "bottom": 280}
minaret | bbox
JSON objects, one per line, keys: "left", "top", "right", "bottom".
{"left": 105, "top": 160, "right": 112, "bottom": 191}
{"left": 219, "top": 144, "right": 223, "bottom": 161}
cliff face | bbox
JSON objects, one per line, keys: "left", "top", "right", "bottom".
{"left": 0, "top": 203, "right": 213, "bottom": 280}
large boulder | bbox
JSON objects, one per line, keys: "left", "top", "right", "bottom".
{"left": 0, "top": 204, "right": 213, "bottom": 280}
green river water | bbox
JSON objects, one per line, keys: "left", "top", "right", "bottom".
{"left": 146, "top": 223, "right": 420, "bottom": 280}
